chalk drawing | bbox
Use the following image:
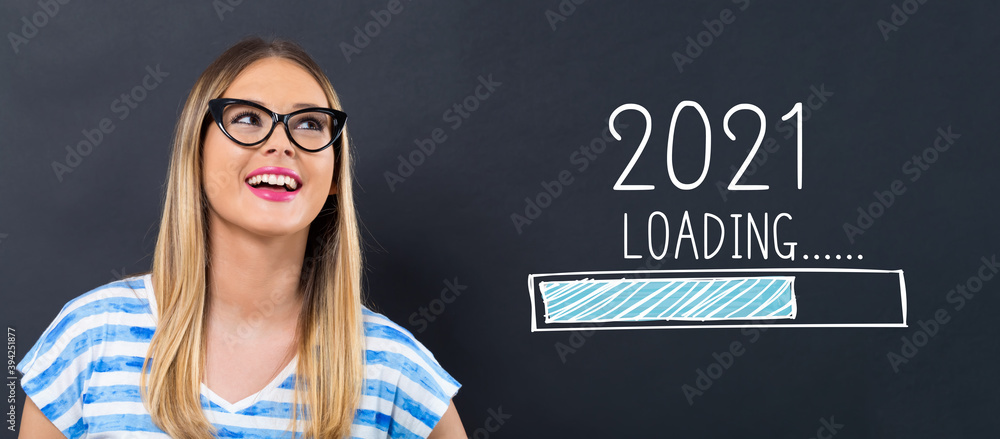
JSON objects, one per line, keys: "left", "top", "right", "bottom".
{"left": 540, "top": 276, "right": 796, "bottom": 323}
{"left": 528, "top": 268, "right": 907, "bottom": 331}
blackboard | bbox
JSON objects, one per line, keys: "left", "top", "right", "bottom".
{"left": 3, "top": 1, "right": 998, "bottom": 437}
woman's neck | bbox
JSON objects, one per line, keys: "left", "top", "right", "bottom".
{"left": 204, "top": 215, "right": 308, "bottom": 338}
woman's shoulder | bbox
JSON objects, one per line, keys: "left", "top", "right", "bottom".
{"left": 16, "top": 273, "right": 158, "bottom": 435}
{"left": 18, "top": 273, "right": 156, "bottom": 375}
{"left": 47, "top": 273, "right": 152, "bottom": 324}
{"left": 357, "top": 306, "right": 461, "bottom": 437}
{"left": 360, "top": 305, "right": 434, "bottom": 357}
{"left": 50, "top": 272, "right": 154, "bottom": 317}
{"left": 359, "top": 305, "right": 461, "bottom": 398}
{"left": 67, "top": 272, "right": 154, "bottom": 310}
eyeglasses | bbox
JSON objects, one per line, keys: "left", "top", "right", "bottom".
{"left": 208, "top": 98, "right": 348, "bottom": 153}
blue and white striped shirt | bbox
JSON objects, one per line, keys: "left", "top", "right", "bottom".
{"left": 16, "top": 273, "right": 461, "bottom": 438}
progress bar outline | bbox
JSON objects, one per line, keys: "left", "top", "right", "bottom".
{"left": 528, "top": 268, "right": 907, "bottom": 332}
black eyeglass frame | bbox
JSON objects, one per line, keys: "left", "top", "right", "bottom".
{"left": 207, "top": 98, "right": 348, "bottom": 153}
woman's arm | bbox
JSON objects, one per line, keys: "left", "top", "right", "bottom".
{"left": 427, "top": 399, "right": 467, "bottom": 439}
{"left": 18, "top": 396, "right": 66, "bottom": 438}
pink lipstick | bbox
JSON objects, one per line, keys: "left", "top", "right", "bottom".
{"left": 245, "top": 166, "right": 302, "bottom": 202}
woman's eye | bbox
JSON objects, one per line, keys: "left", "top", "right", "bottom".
{"left": 295, "top": 118, "right": 323, "bottom": 131}
{"left": 231, "top": 111, "right": 261, "bottom": 126}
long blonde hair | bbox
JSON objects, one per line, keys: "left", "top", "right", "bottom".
{"left": 138, "top": 36, "right": 365, "bottom": 438}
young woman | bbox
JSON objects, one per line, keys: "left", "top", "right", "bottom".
{"left": 17, "top": 36, "right": 465, "bottom": 438}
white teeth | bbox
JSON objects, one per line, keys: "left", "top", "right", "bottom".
{"left": 246, "top": 173, "right": 299, "bottom": 190}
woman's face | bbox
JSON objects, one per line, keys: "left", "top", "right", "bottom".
{"left": 201, "top": 57, "right": 337, "bottom": 238}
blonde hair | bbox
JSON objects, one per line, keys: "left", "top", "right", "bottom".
{"left": 138, "top": 36, "right": 365, "bottom": 438}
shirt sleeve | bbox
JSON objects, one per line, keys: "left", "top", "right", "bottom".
{"left": 17, "top": 297, "right": 103, "bottom": 438}
{"left": 365, "top": 320, "right": 461, "bottom": 439}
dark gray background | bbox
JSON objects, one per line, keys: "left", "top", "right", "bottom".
{"left": 2, "top": 1, "right": 998, "bottom": 437}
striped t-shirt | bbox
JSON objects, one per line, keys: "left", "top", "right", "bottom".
{"left": 16, "top": 273, "right": 461, "bottom": 438}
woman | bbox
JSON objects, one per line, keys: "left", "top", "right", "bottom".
{"left": 17, "top": 36, "right": 465, "bottom": 438}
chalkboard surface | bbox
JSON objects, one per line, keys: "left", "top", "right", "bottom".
{"left": 2, "top": 1, "right": 998, "bottom": 437}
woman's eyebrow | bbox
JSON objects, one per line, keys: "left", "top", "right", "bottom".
{"left": 244, "top": 98, "right": 322, "bottom": 110}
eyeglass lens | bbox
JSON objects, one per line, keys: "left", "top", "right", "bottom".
{"left": 221, "top": 103, "right": 336, "bottom": 150}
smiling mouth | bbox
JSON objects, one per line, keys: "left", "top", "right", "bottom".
{"left": 246, "top": 174, "right": 301, "bottom": 192}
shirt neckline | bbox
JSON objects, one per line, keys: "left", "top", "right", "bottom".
{"left": 139, "top": 273, "right": 299, "bottom": 414}
{"left": 201, "top": 354, "right": 298, "bottom": 413}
